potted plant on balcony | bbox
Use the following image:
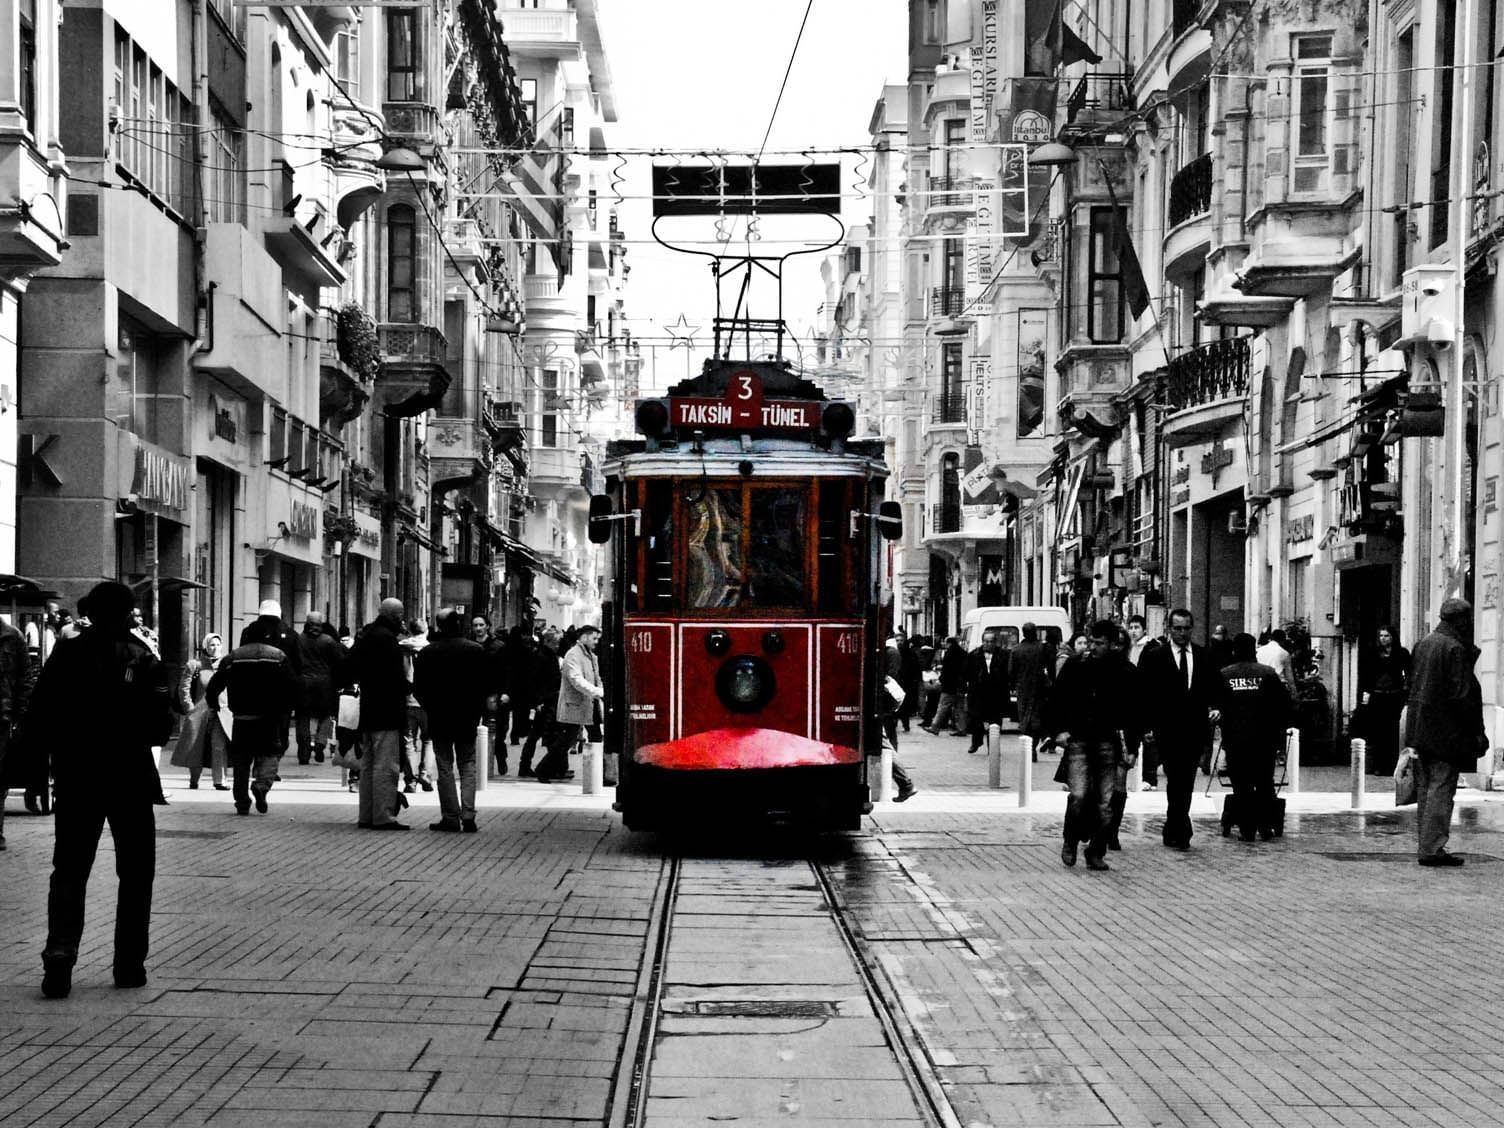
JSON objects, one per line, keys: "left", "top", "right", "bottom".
{"left": 323, "top": 511, "right": 360, "bottom": 549}
{"left": 335, "top": 303, "right": 382, "bottom": 384}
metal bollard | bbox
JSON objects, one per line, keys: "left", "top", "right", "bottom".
{"left": 986, "top": 723, "right": 1002, "bottom": 789}
{"left": 582, "top": 741, "right": 603, "bottom": 795}
{"left": 1286, "top": 727, "right": 1301, "bottom": 794}
{"left": 476, "top": 722, "right": 490, "bottom": 790}
{"left": 1350, "top": 736, "right": 1366, "bottom": 810}
{"left": 875, "top": 740, "right": 894, "bottom": 803}
{"left": 1017, "top": 735, "right": 1033, "bottom": 808}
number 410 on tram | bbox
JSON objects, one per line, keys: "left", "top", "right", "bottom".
{"left": 586, "top": 360, "right": 902, "bottom": 831}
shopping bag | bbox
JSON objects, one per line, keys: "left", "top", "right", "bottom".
{"left": 337, "top": 691, "right": 361, "bottom": 731}
{"left": 883, "top": 676, "right": 905, "bottom": 710}
{"left": 1394, "top": 748, "right": 1419, "bottom": 806}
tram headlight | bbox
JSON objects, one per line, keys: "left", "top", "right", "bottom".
{"left": 705, "top": 629, "right": 732, "bottom": 656}
{"left": 715, "top": 655, "right": 776, "bottom": 713}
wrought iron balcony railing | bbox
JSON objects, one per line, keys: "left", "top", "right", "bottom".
{"left": 1168, "top": 153, "right": 1213, "bottom": 227}
{"left": 930, "top": 287, "right": 966, "bottom": 318}
{"left": 1164, "top": 336, "right": 1251, "bottom": 411}
{"left": 1066, "top": 72, "right": 1133, "bottom": 126}
{"left": 926, "top": 176, "right": 973, "bottom": 209}
{"left": 932, "top": 390, "right": 967, "bottom": 424}
{"left": 931, "top": 504, "right": 962, "bottom": 534}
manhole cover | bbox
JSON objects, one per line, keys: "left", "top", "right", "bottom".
{"left": 689, "top": 1000, "right": 838, "bottom": 1018}
{"left": 158, "top": 829, "right": 233, "bottom": 840}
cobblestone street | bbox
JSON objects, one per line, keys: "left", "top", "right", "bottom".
{"left": 3, "top": 735, "right": 1504, "bottom": 1127}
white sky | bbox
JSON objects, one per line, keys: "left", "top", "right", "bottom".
{"left": 595, "top": 0, "right": 909, "bottom": 395}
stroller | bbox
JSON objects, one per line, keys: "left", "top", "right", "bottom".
{"left": 1207, "top": 726, "right": 1289, "bottom": 838}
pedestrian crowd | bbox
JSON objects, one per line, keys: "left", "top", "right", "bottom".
{"left": 891, "top": 600, "right": 1483, "bottom": 873}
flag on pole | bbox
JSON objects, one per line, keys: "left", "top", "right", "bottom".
{"left": 1101, "top": 168, "right": 1151, "bottom": 321}
{"left": 502, "top": 102, "right": 566, "bottom": 273}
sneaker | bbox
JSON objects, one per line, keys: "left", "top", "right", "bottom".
{"left": 113, "top": 966, "right": 147, "bottom": 990}
{"left": 41, "top": 960, "right": 71, "bottom": 999}
{"left": 1061, "top": 841, "right": 1077, "bottom": 867}
{"left": 1418, "top": 852, "right": 1465, "bottom": 867}
{"left": 419, "top": 777, "right": 434, "bottom": 792}
{"left": 1085, "top": 854, "right": 1110, "bottom": 872}
{"left": 461, "top": 819, "right": 478, "bottom": 834}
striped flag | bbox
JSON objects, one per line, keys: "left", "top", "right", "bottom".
{"left": 503, "top": 102, "right": 566, "bottom": 270}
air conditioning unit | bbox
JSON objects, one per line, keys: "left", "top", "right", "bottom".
{"left": 1397, "top": 265, "right": 1455, "bottom": 349}
{"left": 1228, "top": 510, "right": 1248, "bottom": 536}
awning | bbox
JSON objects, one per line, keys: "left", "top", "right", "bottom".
{"left": 131, "top": 576, "right": 210, "bottom": 597}
{"left": 399, "top": 524, "right": 446, "bottom": 555}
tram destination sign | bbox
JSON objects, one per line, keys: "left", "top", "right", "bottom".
{"left": 668, "top": 396, "right": 820, "bottom": 431}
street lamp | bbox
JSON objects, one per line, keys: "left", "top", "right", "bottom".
{"left": 1029, "top": 140, "right": 1077, "bottom": 169}
{"left": 375, "top": 144, "right": 426, "bottom": 172}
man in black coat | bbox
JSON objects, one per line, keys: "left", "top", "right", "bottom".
{"left": 206, "top": 630, "right": 299, "bottom": 816}
{"left": 1047, "top": 620, "right": 1136, "bottom": 870}
{"left": 239, "top": 600, "right": 303, "bottom": 760}
{"left": 1217, "top": 632, "right": 1292, "bottom": 841}
{"left": 923, "top": 637, "right": 968, "bottom": 735}
{"left": 415, "top": 609, "right": 490, "bottom": 833}
{"left": 295, "top": 611, "right": 346, "bottom": 764}
{"left": 1138, "top": 607, "right": 1221, "bottom": 849}
{"left": 517, "top": 627, "right": 562, "bottom": 778}
{"left": 36, "top": 582, "right": 173, "bottom": 998}
{"left": 349, "top": 598, "right": 410, "bottom": 830}
{"left": 963, "top": 629, "right": 1010, "bottom": 753}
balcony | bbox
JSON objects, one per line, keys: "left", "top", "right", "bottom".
{"left": 499, "top": 6, "right": 578, "bottom": 54}
{"left": 1160, "top": 337, "right": 1251, "bottom": 447}
{"left": 319, "top": 307, "right": 376, "bottom": 429}
{"left": 931, "top": 504, "right": 962, "bottom": 535}
{"left": 931, "top": 390, "right": 967, "bottom": 425}
{"left": 1164, "top": 153, "right": 1213, "bottom": 283}
{"left": 1064, "top": 72, "right": 1133, "bottom": 137}
{"left": 382, "top": 101, "right": 441, "bottom": 147}
{"left": 1167, "top": 0, "right": 1212, "bottom": 92}
{"left": 378, "top": 322, "right": 450, "bottom": 417}
{"left": 924, "top": 176, "right": 976, "bottom": 219}
{"left": 930, "top": 287, "right": 966, "bottom": 318}
{"left": 1055, "top": 344, "right": 1130, "bottom": 423}
{"left": 428, "top": 417, "right": 490, "bottom": 490}
{"left": 1169, "top": 154, "right": 1212, "bottom": 227}
{"left": 261, "top": 213, "right": 347, "bottom": 287}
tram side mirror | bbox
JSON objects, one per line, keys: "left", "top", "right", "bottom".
{"left": 876, "top": 501, "right": 903, "bottom": 541}
{"left": 588, "top": 495, "right": 614, "bottom": 544}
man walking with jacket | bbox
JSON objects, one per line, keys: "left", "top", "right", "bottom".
{"left": 922, "top": 637, "right": 967, "bottom": 735}
{"left": 206, "top": 627, "right": 299, "bottom": 816}
{"left": 1139, "top": 608, "right": 1221, "bottom": 849}
{"left": 414, "top": 609, "right": 490, "bottom": 833}
{"left": 350, "top": 598, "right": 410, "bottom": 829}
{"left": 36, "top": 582, "right": 173, "bottom": 998}
{"left": 535, "top": 624, "right": 604, "bottom": 783}
{"left": 963, "top": 629, "right": 1010, "bottom": 753}
{"left": 1407, "top": 597, "right": 1487, "bottom": 866}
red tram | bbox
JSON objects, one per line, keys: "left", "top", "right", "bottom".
{"left": 588, "top": 359, "right": 900, "bottom": 830}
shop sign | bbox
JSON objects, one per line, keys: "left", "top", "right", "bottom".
{"left": 1286, "top": 514, "right": 1315, "bottom": 545}
{"left": 132, "top": 440, "right": 190, "bottom": 516}
{"left": 208, "top": 392, "right": 241, "bottom": 445}
{"left": 286, "top": 501, "right": 319, "bottom": 540}
{"left": 1200, "top": 440, "right": 1234, "bottom": 478}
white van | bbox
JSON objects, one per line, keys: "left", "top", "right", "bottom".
{"left": 957, "top": 605, "right": 1073, "bottom": 654}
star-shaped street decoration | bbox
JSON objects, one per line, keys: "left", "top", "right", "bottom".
{"left": 662, "top": 314, "right": 700, "bottom": 351}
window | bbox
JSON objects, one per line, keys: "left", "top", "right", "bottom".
{"left": 207, "top": 97, "right": 244, "bottom": 223}
{"left": 539, "top": 368, "right": 558, "bottom": 448}
{"left": 386, "top": 9, "right": 419, "bottom": 102}
{"left": 270, "top": 407, "right": 287, "bottom": 466}
{"left": 1087, "top": 207, "right": 1126, "bottom": 342}
{"left": 334, "top": 22, "right": 360, "bottom": 103}
{"left": 1291, "top": 35, "right": 1333, "bottom": 194}
{"left": 941, "top": 342, "right": 964, "bottom": 406}
{"left": 1390, "top": 27, "right": 1415, "bottom": 287}
{"left": 386, "top": 204, "right": 416, "bottom": 321}
{"left": 923, "top": 0, "right": 941, "bottom": 44}
{"left": 520, "top": 78, "right": 537, "bottom": 126}
{"left": 1431, "top": 8, "right": 1456, "bottom": 245}
{"left": 1287, "top": 556, "right": 1309, "bottom": 623}
{"left": 942, "top": 119, "right": 965, "bottom": 183}
{"left": 115, "top": 316, "right": 167, "bottom": 442}
{"left": 19, "top": 0, "right": 35, "bottom": 130}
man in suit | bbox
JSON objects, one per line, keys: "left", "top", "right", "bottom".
{"left": 964, "top": 629, "right": 1011, "bottom": 754}
{"left": 1139, "top": 607, "right": 1221, "bottom": 849}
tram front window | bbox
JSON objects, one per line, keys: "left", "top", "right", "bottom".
{"left": 686, "top": 487, "right": 745, "bottom": 608}
{"left": 748, "top": 487, "right": 806, "bottom": 607}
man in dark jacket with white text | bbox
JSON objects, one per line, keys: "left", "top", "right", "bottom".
{"left": 1216, "top": 633, "right": 1292, "bottom": 842}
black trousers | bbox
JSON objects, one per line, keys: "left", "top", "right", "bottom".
{"left": 45, "top": 788, "right": 155, "bottom": 972}
{"left": 1224, "top": 741, "right": 1277, "bottom": 836}
{"left": 1159, "top": 740, "right": 1201, "bottom": 845}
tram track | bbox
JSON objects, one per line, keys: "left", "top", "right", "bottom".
{"left": 609, "top": 848, "right": 960, "bottom": 1128}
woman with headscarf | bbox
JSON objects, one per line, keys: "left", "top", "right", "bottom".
{"left": 170, "top": 632, "right": 230, "bottom": 790}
